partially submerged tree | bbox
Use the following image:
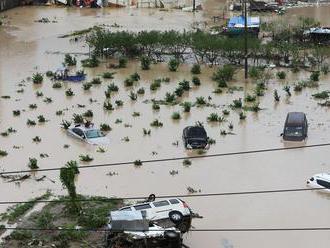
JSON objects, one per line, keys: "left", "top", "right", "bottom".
{"left": 60, "top": 161, "right": 80, "bottom": 214}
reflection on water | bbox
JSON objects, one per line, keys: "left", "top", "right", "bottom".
{"left": 0, "top": 5, "right": 330, "bottom": 248}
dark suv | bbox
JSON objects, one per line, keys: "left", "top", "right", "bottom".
{"left": 282, "top": 112, "right": 308, "bottom": 141}
{"left": 182, "top": 125, "right": 209, "bottom": 149}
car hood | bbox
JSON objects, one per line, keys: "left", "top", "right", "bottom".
{"left": 87, "top": 136, "right": 110, "bottom": 145}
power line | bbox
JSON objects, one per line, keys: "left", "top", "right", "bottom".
{"left": 1, "top": 226, "right": 330, "bottom": 232}
{"left": 1, "top": 143, "right": 330, "bottom": 175}
{"left": 0, "top": 187, "right": 324, "bottom": 205}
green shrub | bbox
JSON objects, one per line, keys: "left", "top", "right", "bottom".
{"left": 118, "top": 56, "right": 128, "bottom": 68}
{"left": 310, "top": 71, "right": 320, "bottom": 82}
{"left": 28, "top": 157, "right": 38, "bottom": 169}
{"left": 32, "top": 73, "right": 43, "bottom": 84}
{"left": 192, "top": 76, "right": 201, "bottom": 86}
{"left": 276, "top": 71, "right": 286, "bottom": 79}
{"left": 64, "top": 54, "right": 77, "bottom": 66}
{"left": 212, "top": 65, "right": 235, "bottom": 83}
{"left": 191, "top": 64, "right": 201, "bottom": 74}
{"left": 140, "top": 56, "right": 151, "bottom": 70}
{"left": 102, "top": 72, "right": 115, "bottom": 79}
{"left": 171, "top": 112, "right": 181, "bottom": 120}
{"left": 168, "top": 58, "right": 180, "bottom": 72}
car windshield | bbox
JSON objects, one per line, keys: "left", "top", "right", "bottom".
{"left": 284, "top": 126, "right": 303, "bottom": 137}
{"left": 186, "top": 127, "right": 207, "bottom": 139}
{"left": 85, "top": 130, "right": 103, "bottom": 139}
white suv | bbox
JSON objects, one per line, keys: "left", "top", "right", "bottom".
{"left": 118, "top": 197, "right": 192, "bottom": 233}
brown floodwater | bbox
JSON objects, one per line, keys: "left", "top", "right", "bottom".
{"left": 1, "top": 5, "right": 330, "bottom": 248}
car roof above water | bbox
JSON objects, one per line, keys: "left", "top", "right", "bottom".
{"left": 286, "top": 112, "right": 306, "bottom": 126}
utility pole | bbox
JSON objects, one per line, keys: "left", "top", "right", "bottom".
{"left": 193, "top": 0, "right": 196, "bottom": 12}
{"left": 244, "top": 0, "right": 248, "bottom": 79}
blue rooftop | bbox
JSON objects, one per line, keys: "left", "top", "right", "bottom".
{"left": 228, "top": 16, "right": 260, "bottom": 28}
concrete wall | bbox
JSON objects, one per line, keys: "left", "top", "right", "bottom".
{"left": 0, "top": 0, "right": 21, "bottom": 12}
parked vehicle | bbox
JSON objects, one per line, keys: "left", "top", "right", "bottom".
{"left": 182, "top": 125, "right": 209, "bottom": 149}
{"left": 118, "top": 196, "right": 192, "bottom": 233}
{"left": 281, "top": 112, "right": 308, "bottom": 141}
{"left": 307, "top": 173, "right": 330, "bottom": 191}
{"left": 67, "top": 124, "right": 110, "bottom": 145}
{"left": 106, "top": 211, "right": 183, "bottom": 248}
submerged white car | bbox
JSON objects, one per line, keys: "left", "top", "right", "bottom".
{"left": 307, "top": 173, "right": 330, "bottom": 192}
{"left": 67, "top": 124, "right": 110, "bottom": 145}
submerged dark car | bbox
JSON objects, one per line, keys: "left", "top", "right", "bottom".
{"left": 282, "top": 112, "right": 308, "bottom": 141}
{"left": 183, "top": 126, "right": 209, "bottom": 149}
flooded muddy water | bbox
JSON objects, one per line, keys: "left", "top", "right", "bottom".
{"left": 1, "top": 5, "right": 330, "bottom": 248}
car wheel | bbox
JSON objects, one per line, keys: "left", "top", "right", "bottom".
{"left": 169, "top": 211, "right": 183, "bottom": 224}
{"left": 147, "top": 194, "right": 156, "bottom": 202}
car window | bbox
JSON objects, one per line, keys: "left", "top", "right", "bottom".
{"left": 153, "top": 200, "right": 170, "bottom": 207}
{"left": 169, "top": 199, "right": 179, "bottom": 204}
{"left": 120, "top": 207, "right": 132, "bottom": 211}
{"left": 316, "top": 179, "right": 330, "bottom": 189}
{"left": 72, "top": 128, "right": 83, "bottom": 137}
{"left": 134, "top": 204, "right": 151, "bottom": 210}
{"left": 85, "top": 129, "right": 103, "bottom": 139}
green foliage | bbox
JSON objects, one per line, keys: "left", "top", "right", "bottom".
{"left": 249, "top": 66, "right": 263, "bottom": 79}
{"left": 35, "top": 211, "right": 54, "bottom": 229}
{"left": 239, "top": 112, "right": 246, "bottom": 120}
{"left": 312, "top": 91, "right": 330, "bottom": 99}
{"left": 276, "top": 71, "right": 286, "bottom": 79}
{"left": 13, "top": 110, "right": 21, "bottom": 116}
{"left": 90, "top": 77, "right": 102, "bottom": 85}
{"left": 103, "top": 101, "right": 114, "bottom": 111}
{"left": 100, "top": 123, "right": 112, "bottom": 132}
{"left": 168, "top": 58, "right": 180, "bottom": 72}
{"left": 231, "top": 98, "right": 242, "bottom": 108}
{"left": 102, "top": 71, "right": 115, "bottom": 79}
{"left": 140, "top": 56, "right": 151, "bottom": 70}
{"left": 118, "top": 56, "right": 128, "bottom": 68}
{"left": 171, "top": 112, "right": 181, "bottom": 120}
{"left": 27, "top": 119, "right": 36, "bottom": 126}
{"left": 53, "top": 82, "right": 62, "bottom": 89}
{"left": 212, "top": 65, "right": 235, "bottom": 83}
{"left": 108, "top": 83, "right": 119, "bottom": 92}
{"left": 152, "top": 103, "right": 160, "bottom": 110}
{"left": 245, "top": 94, "right": 256, "bottom": 102}
{"left": 64, "top": 54, "right": 77, "bottom": 66}
{"left": 165, "top": 92, "right": 176, "bottom": 103}
{"left": 192, "top": 76, "right": 201, "bottom": 86}
{"left": 182, "top": 101, "right": 192, "bottom": 112}
{"left": 191, "top": 64, "right": 201, "bottom": 74}
{"left": 32, "top": 73, "right": 43, "bottom": 84}
{"left": 310, "top": 71, "right": 320, "bottom": 82}
{"left": 137, "top": 87, "right": 145, "bottom": 94}
{"left": 83, "top": 109, "right": 93, "bottom": 118}
{"left": 81, "top": 54, "right": 99, "bottom": 68}
{"left": 207, "top": 113, "right": 220, "bottom": 122}
{"left": 79, "top": 154, "right": 93, "bottom": 162}
{"left": 1, "top": 192, "right": 51, "bottom": 223}
{"left": 283, "top": 85, "right": 291, "bottom": 96}
{"left": 195, "top": 96, "right": 207, "bottom": 106}
{"left": 0, "top": 150, "right": 8, "bottom": 157}
{"left": 28, "top": 157, "right": 38, "bottom": 169}
{"left": 60, "top": 161, "right": 80, "bottom": 214}
{"left": 150, "top": 119, "right": 163, "bottom": 127}
{"left": 10, "top": 230, "right": 32, "bottom": 240}
{"left": 65, "top": 88, "right": 74, "bottom": 97}
{"left": 72, "top": 114, "right": 84, "bottom": 124}
{"left": 61, "top": 120, "right": 72, "bottom": 129}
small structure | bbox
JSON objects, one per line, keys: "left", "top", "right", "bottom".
{"left": 304, "top": 27, "right": 330, "bottom": 43}
{"left": 224, "top": 15, "right": 260, "bottom": 36}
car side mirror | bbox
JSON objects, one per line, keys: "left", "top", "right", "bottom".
{"left": 280, "top": 133, "right": 283, "bottom": 136}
